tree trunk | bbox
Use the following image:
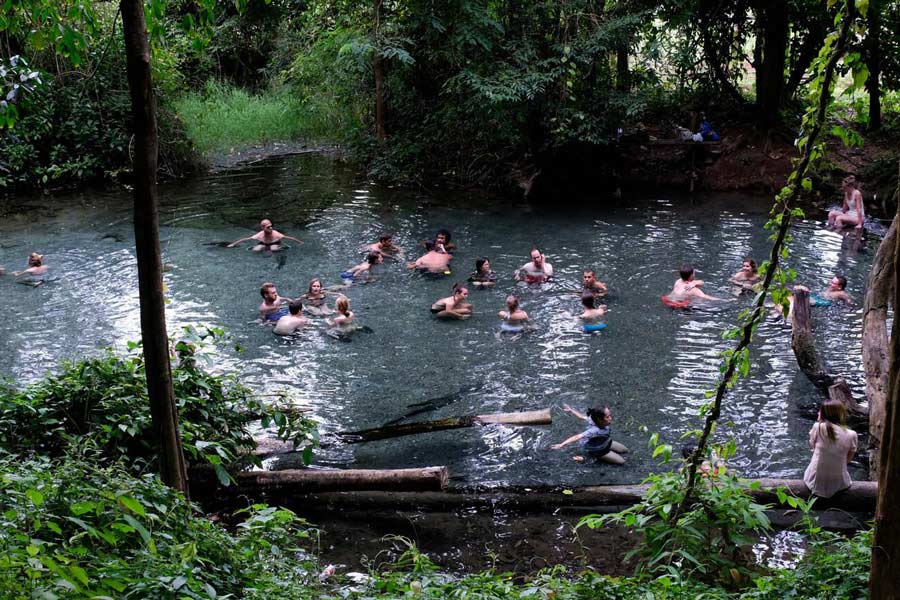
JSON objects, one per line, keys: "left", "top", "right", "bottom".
{"left": 373, "top": 0, "right": 386, "bottom": 140}
{"left": 828, "top": 378, "right": 869, "bottom": 418}
{"left": 864, "top": 213, "right": 897, "bottom": 478}
{"left": 865, "top": 0, "right": 883, "bottom": 131}
{"left": 870, "top": 181, "right": 900, "bottom": 598}
{"left": 754, "top": 0, "right": 789, "bottom": 121}
{"left": 337, "top": 409, "right": 552, "bottom": 443}
{"left": 791, "top": 287, "right": 835, "bottom": 389}
{"left": 784, "top": 3, "right": 828, "bottom": 100}
{"left": 120, "top": 0, "right": 189, "bottom": 495}
{"left": 616, "top": 43, "right": 629, "bottom": 91}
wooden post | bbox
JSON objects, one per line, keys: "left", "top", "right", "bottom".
{"left": 121, "top": 0, "right": 188, "bottom": 495}
{"left": 828, "top": 378, "right": 869, "bottom": 419}
{"left": 790, "top": 287, "right": 835, "bottom": 389}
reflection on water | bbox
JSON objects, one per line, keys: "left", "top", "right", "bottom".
{"left": 0, "top": 154, "right": 875, "bottom": 486}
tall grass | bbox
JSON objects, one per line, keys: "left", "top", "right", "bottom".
{"left": 174, "top": 80, "right": 361, "bottom": 154}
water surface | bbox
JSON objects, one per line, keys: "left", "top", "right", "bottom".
{"left": 0, "top": 153, "right": 874, "bottom": 486}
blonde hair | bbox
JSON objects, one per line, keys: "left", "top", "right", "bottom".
{"left": 336, "top": 296, "right": 350, "bottom": 316}
{"left": 28, "top": 252, "right": 43, "bottom": 266}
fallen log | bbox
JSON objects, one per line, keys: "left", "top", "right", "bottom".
{"left": 202, "top": 479, "right": 877, "bottom": 513}
{"left": 192, "top": 466, "right": 450, "bottom": 495}
{"left": 790, "top": 287, "right": 835, "bottom": 389}
{"left": 337, "top": 408, "right": 552, "bottom": 444}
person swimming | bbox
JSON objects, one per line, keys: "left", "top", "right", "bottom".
{"left": 515, "top": 247, "right": 553, "bottom": 283}
{"left": 258, "top": 282, "right": 290, "bottom": 322}
{"left": 498, "top": 294, "right": 529, "bottom": 332}
{"left": 343, "top": 251, "right": 383, "bottom": 281}
{"left": 328, "top": 295, "right": 356, "bottom": 329}
{"left": 408, "top": 241, "right": 453, "bottom": 274}
{"left": 668, "top": 264, "right": 725, "bottom": 302}
{"left": 729, "top": 257, "right": 760, "bottom": 289}
{"left": 820, "top": 274, "right": 853, "bottom": 304}
{"left": 431, "top": 283, "right": 472, "bottom": 319}
{"left": 366, "top": 232, "right": 403, "bottom": 259}
{"left": 581, "top": 269, "right": 608, "bottom": 298}
{"left": 228, "top": 219, "right": 303, "bottom": 252}
{"left": 578, "top": 292, "right": 607, "bottom": 321}
{"left": 13, "top": 252, "right": 49, "bottom": 278}
{"left": 468, "top": 257, "right": 497, "bottom": 288}
{"left": 551, "top": 403, "right": 628, "bottom": 465}
{"left": 299, "top": 278, "right": 336, "bottom": 316}
{"left": 433, "top": 229, "right": 456, "bottom": 254}
{"left": 274, "top": 299, "right": 309, "bottom": 335}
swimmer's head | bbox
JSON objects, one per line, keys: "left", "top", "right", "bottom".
{"left": 586, "top": 406, "right": 612, "bottom": 428}
{"left": 452, "top": 283, "right": 469, "bottom": 299}
{"left": 379, "top": 232, "right": 393, "bottom": 244}
{"left": 580, "top": 292, "right": 596, "bottom": 309}
{"left": 436, "top": 229, "right": 452, "bottom": 245}
{"left": 335, "top": 295, "right": 350, "bottom": 316}
{"left": 424, "top": 240, "right": 436, "bottom": 252}
{"left": 842, "top": 175, "right": 858, "bottom": 190}
{"left": 830, "top": 274, "right": 847, "bottom": 290}
{"left": 259, "top": 219, "right": 274, "bottom": 231}
{"left": 742, "top": 258, "right": 757, "bottom": 274}
{"left": 582, "top": 269, "right": 596, "bottom": 286}
{"left": 28, "top": 253, "right": 43, "bottom": 267}
{"left": 530, "top": 247, "right": 544, "bottom": 266}
{"left": 288, "top": 299, "right": 303, "bottom": 315}
{"left": 260, "top": 282, "right": 277, "bottom": 300}
{"left": 679, "top": 264, "right": 694, "bottom": 281}
{"left": 505, "top": 294, "right": 519, "bottom": 311}
{"left": 475, "top": 257, "right": 490, "bottom": 274}
{"left": 308, "top": 278, "right": 323, "bottom": 294}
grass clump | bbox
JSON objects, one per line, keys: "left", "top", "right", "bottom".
{"left": 174, "top": 80, "right": 360, "bottom": 154}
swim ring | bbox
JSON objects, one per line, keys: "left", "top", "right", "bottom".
{"left": 661, "top": 295, "right": 691, "bottom": 309}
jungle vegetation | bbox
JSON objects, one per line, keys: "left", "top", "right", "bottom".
{"left": 1, "top": 0, "right": 899, "bottom": 193}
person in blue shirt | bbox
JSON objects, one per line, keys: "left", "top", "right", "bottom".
{"left": 551, "top": 403, "right": 628, "bottom": 464}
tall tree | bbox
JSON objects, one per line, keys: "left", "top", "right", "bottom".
{"left": 864, "top": 0, "right": 883, "bottom": 131}
{"left": 870, "top": 162, "right": 900, "bottom": 596}
{"left": 120, "top": 0, "right": 189, "bottom": 494}
{"left": 754, "top": 0, "right": 789, "bottom": 121}
{"left": 374, "top": 0, "right": 387, "bottom": 140}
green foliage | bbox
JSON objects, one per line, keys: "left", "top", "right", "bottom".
{"left": 579, "top": 440, "right": 771, "bottom": 585}
{"left": 0, "top": 326, "right": 318, "bottom": 480}
{"left": 0, "top": 454, "right": 319, "bottom": 599}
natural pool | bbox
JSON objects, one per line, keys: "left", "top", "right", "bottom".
{"left": 0, "top": 152, "right": 874, "bottom": 487}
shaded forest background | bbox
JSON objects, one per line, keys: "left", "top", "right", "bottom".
{"left": 1, "top": 0, "right": 899, "bottom": 201}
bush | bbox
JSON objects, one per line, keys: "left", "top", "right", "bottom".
{"left": 0, "top": 326, "right": 318, "bottom": 483}
{"left": 0, "top": 454, "right": 319, "bottom": 599}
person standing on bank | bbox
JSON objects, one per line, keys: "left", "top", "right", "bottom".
{"left": 803, "top": 399, "right": 858, "bottom": 498}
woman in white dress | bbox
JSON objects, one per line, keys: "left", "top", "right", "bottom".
{"left": 803, "top": 399, "right": 858, "bottom": 498}
{"left": 827, "top": 176, "right": 865, "bottom": 229}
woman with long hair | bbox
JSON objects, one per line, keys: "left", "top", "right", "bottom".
{"left": 803, "top": 399, "right": 858, "bottom": 497}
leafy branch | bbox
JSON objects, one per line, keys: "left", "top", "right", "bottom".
{"left": 678, "top": 0, "right": 859, "bottom": 515}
